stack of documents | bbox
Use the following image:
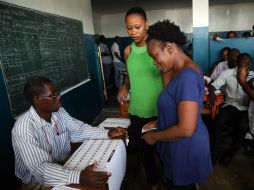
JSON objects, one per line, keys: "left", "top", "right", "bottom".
{"left": 99, "top": 118, "right": 130, "bottom": 129}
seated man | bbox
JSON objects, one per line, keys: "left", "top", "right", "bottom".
{"left": 12, "top": 76, "right": 127, "bottom": 190}
{"left": 210, "top": 48, "right": 239, "bottom": 81}
{"left": 208, "top": 53, "right": 254, "bottom": 165}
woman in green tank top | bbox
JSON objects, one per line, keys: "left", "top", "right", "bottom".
{"left": 117, "top": 7, "right": 166, "bottom": 190}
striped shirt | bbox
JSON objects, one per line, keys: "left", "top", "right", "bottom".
{"left": 12, "top": 106, "right": 108, "bottom": 187}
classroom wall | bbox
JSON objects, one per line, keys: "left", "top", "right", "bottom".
{"left": 209, "top": 3, "right": 254, "bottom": 33}
{"left": 93, "top": 2, "right": 254, "bottom": 73}
{"left": 1, "top": 0, "right": 95, "bottom": 34}
{"left": 93, "top": 7, "right": 192, "bottom": 37}
{"left": 93, "top": 2, "right": 254, "bottom": 37}
{"left": 0, "top": 0, "right": 104, "bottom": 187}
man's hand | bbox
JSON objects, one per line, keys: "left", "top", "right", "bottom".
{"left": 108, "top": 127, "right": 128, "bottom": 139}
{"left": 80, "top": 161, "right": 111, "bottom": 188}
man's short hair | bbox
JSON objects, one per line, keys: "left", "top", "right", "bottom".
{"left": 24, "top": 76, "right": 53, "bottom": 105}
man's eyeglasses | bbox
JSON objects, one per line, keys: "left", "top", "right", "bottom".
{"left": 39, "top": 92, "right": 61, "bottom": 99}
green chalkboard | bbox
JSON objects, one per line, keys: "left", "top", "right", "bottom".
{"left": 0, "top": 2, "right": 89, "bottom": 117}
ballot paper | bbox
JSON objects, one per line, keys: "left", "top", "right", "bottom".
{"left": 99, "top": 118, "right": 130, "bottom": 129}
{"left": 63, "top": 140, "right": 126, "bottom": 190}
{"left": 142, "top": 127, "right": 156, "bottom": 134}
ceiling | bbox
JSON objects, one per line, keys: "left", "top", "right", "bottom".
{"left": 91, "top": 0, "right": 254, "bottom": 14}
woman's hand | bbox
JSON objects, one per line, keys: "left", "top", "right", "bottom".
{"left": 142, "top": 120, "right": 157, "bottom": 133}
{"left": 117, "top": 85, "right": 128, "bottom": 103}
{"left": 142, "top": 131, "right": 157, "bottom": 145}
{"left": 108, "top": 127, "right": 128, "bottom": 139}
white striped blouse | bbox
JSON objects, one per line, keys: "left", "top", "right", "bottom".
{"left": 12, "top": 106, "right": 109, "bottom": 187}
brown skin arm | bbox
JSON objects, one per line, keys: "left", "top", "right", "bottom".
{"left": 118, "top": 45, "right": 131, "bottom": 102}
{"left": 237, "top": 66, "right": 254, "bottom": 101}
{"left": 142, "top": 101, "right": 198, "bottom": 145}
{"left": 114, "top": 52, "right": 122, "bottom": 61}
{"left": 80, "top": 161, "right": 111, "bottom": 188}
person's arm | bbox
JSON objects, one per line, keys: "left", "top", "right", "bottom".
{"left": 208, "top": 70, "right": 227, "bottom": 105}
{"left": 60, "top": 108, "right": 127, "bottom": 141}
{"left": 111, "top": 44, "right": 122, "bottom": 61}
{"left": 114, "top": 52, "right": 121, "bottom": 60}
{"left": 237, "top": 66, "right": 254, "bottom": 101}
{"left": 210, "top": 64, "right": 219, "bottom": 80}
{"left": 142, "top": 101, "right": 198, "bottom": 145}
{"left": 118, "top": 45, "right": 131, "bottom": 102}
{"left": 12, "top": 127, "right": 81, "bottom": 186}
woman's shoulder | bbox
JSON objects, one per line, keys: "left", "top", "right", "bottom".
{"left": 124, "top": 45, "right": 131, "bottom": 61}
{"left": 179, "top": 67, "right": 202, "bottom": 78}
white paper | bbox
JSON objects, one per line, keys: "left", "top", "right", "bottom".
{"left": 99, "top": 118, "right": 130, "bottom": 129}
{"left": 52, "top": 186, "right": 80, "bottom": 190}
{"left": 142, "top": 127, "right": 156, "bottom": 133}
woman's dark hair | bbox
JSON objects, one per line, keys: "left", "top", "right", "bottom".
{"left": 24, "top": 76, "right": 53, "bottom": 105}
{"left": 147, "top": 20, "right": 186, "bottom": 46}
{"left": 125, "top": 7, "right": 147, "bottom": 21}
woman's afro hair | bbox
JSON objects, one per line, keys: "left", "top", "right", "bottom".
{"left": 148, "top": 20, "right": 186, "bottom": 46}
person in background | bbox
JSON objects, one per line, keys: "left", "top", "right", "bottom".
{"left": 210, "top": 48, "right": 240, "bottom": 81}
{"left": 208, "top": 53, "right": 254, "bottom": 166}
{"left": 242, "top": 31, "right": 251, "bottom": 38}
{"left": 251, "top": 25, "right": 254, "bottom": 36}
{"left": 111, "top": 36, "right": 126, "bottom": 88}
{"left": 142, "top": 20, "right": 212, "bottom": 190}
{"left": 226, "top": 31, "right": 237, "bottom": 38}
{"left": 12, "top": 76, "right": 127, "bottom": 190}
{"left": 99, "top": 35, "right": 113, "bottom": 88}
{"left": 208, "top": 47, "right": 230, "bottom": 79}
{"left": 118, "top": 7, "right": 164, "bottom": 190}
{"left": 237, "top": 53, "right": 254, "bottom": 141}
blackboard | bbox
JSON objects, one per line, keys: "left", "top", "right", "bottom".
{"left": 0, "top": 2, "right": 89, "bottom": 117}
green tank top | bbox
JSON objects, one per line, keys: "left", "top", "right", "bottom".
{"left": 127, "top": 42, "right": 163, "bottom": 118}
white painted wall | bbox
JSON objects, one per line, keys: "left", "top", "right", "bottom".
{"left": 93, "top": 2, "right": 254, "bottom": 37}
{"left": 193, "top": 0, "right": 209, "bottom": 27}
{"left": 209, "top": 3, "right": 254, "bottom": 32}
{"left": 1, "top": 0, "right": 95, "bottom": 34}
{"left": 93, "top": 7, "right": 192, "bottom": 37}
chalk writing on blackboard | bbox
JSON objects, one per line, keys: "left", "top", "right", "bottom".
{"left": 0, "top": 2, "right": 89, "bottom": 117}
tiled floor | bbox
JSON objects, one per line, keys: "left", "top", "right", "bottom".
{"left": 100, "top": 87, "right": 254, "bottom": 190}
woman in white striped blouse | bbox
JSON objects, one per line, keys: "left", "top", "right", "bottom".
{"left": 12, "top": 76, "right": 127, "bottom": 190}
